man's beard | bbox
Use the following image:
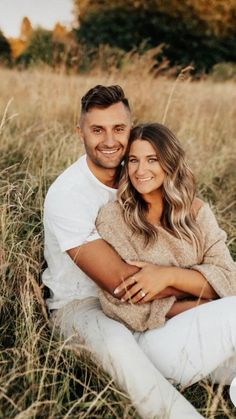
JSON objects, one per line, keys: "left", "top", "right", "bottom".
{"left": 84, "top": 145, "right": 126, "bottom": 169}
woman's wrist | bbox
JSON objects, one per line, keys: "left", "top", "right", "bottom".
{"left": 167, "top": 266, "right": 178, "bottom": 288}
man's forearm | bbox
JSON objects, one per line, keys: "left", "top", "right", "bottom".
{"left": 166, "top": 298, "right": 210, "bottom": 318}
{"left": 67, "top": 239, "right": 139, "bottom": 294}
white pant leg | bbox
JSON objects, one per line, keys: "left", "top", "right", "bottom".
{"left": 209, "top": 354, "right": 236, "bottom": 385}
{"left": 53, "top": 298, "right": 203, "bottom": 419}
{"left": 137, "top": 297, "right": 236, "bottom": 387}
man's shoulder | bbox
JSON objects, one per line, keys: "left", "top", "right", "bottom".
{"left": 45, "top": 156, "right": 90, "bottom": 198}
{"left": 49, "top": 155, "right": 86, "bottom": 189}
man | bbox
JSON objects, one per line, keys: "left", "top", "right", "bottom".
{"left": 42, "top": 85, "right": 203, "bottom": 419}
{"left": 43, "top": 85, "right": 138, "bottom": 310}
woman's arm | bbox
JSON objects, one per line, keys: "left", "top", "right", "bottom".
{"left": 168, "top": 266, "right": 218, "bottom": 299}
{"left": 115, "top": 204, "right": 236, "bottom": 303}
{"left": 189, "top": 204, "right": 236, "bottom": 297}
{"left": 114, "top": 262, "right": 218, "bottom": 303}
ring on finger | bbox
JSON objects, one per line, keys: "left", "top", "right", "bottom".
{"left": 139, "top": 289, "right": 146, "bottom": 298}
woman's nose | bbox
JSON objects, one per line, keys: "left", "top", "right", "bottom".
{"left": 136, "top": 161, "right": 146, "bottom": 175}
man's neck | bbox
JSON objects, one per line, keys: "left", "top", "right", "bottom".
{"left": 86, "top": 157, "right": 117, "bottom": 188}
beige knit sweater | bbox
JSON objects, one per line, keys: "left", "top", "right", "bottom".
{"left": 96, "top": 201, "right": 236, "bottom": 332}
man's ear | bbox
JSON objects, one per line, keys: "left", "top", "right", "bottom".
{"left": 76, "top": 124, "right": 84, "bottom": 143}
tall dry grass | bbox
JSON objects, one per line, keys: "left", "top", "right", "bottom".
{"left": 0, "top": 66, "right": 236, "bottom": 418}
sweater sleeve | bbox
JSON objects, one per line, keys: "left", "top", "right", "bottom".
{"left": 96, "top": 202, "right": 176, "bottom": 331}
{"left": 191, "top": 204, "right": 236, "bottom": 297}
{"left": 98, "top": 289, "right": 176, "bottom": 332}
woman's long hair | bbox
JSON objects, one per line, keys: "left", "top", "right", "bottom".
{"left": 117, "top": 123, "right": 202, "bottom": 252}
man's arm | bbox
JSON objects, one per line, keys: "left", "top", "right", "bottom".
{"left": 166, "top": 298, "right": 210, "bottom": 318}
{"left": 68, "top": 241, "right": 194, "bottom": 299}
{"left": 67, "top": 239, "right": 140, "bottom": 294}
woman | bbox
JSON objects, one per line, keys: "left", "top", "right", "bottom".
{"left": 95, "top": 123, "right": 236, "bottom": 390}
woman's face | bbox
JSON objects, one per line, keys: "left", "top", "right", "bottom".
{"left": 128, "top": 139, "right": 165, "bottom": 197}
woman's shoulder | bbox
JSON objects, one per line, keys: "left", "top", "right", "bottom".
{"left": 192, "top": 197, "right": 205, "bottom": 216}
{"left": 97, "top": 201, "right": 123, "bottom": 223}
{"left": 193, "top": 198, "right": 225, "bottom": 236}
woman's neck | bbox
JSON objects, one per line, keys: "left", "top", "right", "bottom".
{"left": 142, "top": 190, "right": 163, "bottom": 225}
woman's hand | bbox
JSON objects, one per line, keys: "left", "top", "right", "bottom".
{"left": 113, "top": 260, "right": 174, "bottom": 303}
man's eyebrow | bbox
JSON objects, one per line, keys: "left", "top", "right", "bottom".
{"left": 90, "top": 123, "right": 128, "bottom": 128}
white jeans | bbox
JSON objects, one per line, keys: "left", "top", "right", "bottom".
{"left": 53, "top": 296, "right": 236, "bottom": 419}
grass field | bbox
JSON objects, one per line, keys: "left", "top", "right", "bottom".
{"left": 0, "top": 67, "right": 236, "bottom": 418}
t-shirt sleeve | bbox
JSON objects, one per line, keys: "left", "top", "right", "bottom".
{"left": 44, "top": 188, "right": 101, "bottom": 252}
{"left": 191, "top": 204, "right": 236, "bottom": 297}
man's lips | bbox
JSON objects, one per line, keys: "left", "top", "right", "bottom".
{"left": 98, "top": 148, "right": 121, "bottom": 155}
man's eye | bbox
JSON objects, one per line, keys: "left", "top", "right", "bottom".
{"left": 93, "top": 128, "right": 102, "bottom": 134}
{"left": 115, "top": 127, "right": 125, "bottom": 132}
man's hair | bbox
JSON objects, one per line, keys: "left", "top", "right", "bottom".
{"left": 81, "top": 85, "right": 130, "bottom": 114}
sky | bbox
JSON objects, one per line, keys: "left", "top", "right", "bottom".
{"left": 0, "top": 0, "right": 74, "bottom": 38}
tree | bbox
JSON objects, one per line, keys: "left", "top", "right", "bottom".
{"left": 17, "top": 27, "right": 75, "bottom": 68}
{"left": 20, "top": 17, "right": 32, "bottom": 42}
{"left": 0, "top": 30, "right": 11, "bottom": 63}
{"left": 74, "top": 4, "right": 236, "bottom": 72}
{"left": 17, "top": 28, "right": 54, "bottom": 65}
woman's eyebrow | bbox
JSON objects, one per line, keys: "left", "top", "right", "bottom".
{"left": 128, "top": 154, "right": 157, "bottom": 157}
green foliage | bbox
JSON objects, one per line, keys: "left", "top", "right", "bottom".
{"left": 211, "top": 62, "right": 236, "bottom": 81}
{"left": 17, "top": 28, "right": 66, "bottom": 67}
{"left": 75, "top": 5, "right": 236, "bottom": 73}
{"left": 0, "top": 30, "right": 11, "bottom": 63}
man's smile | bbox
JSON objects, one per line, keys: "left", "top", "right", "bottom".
{"left": 98, "top": 147, "right": 121, "bottom": 155}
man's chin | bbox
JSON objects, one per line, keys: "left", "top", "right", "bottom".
{"left": 101, "top": 160, "right": 122, "bottom": 169}
{"left": 97, "top": 156, "right": 124, "bottom": 169}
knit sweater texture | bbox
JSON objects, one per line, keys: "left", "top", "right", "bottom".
{"left": 96, "top": 201, "right": 236, "bottom": 332}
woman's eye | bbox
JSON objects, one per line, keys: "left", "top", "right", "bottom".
{"left": 148, "top": 158, "right": 158, "bottom": 163}
{"left": 128, "top": 158, "right": 138, "bottom": 163}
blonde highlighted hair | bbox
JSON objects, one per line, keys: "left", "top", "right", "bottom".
{"left": 117, "top": 123, "right": 202, "bottom": 253}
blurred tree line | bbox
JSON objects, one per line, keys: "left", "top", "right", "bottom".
{"left": 74, "top": 0, "right": 236, "bottom": 73}
{"left": 0, "top": 0, "right": 236, "bottom": 76}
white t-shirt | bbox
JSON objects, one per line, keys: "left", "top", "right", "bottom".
{"left": 42, "top": 154, "right": 117, "bottom": 310}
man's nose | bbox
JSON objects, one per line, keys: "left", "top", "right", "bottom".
{"left": 103, "top": 132, "right": 116, "bottom": 146}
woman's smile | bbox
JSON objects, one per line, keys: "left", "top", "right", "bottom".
{"left": 128, "top": 139, "right": 165, "bottom": 196}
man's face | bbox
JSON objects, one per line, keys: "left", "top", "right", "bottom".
{"left": 79, "top": 102, "right": 132, "bottom": 170}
